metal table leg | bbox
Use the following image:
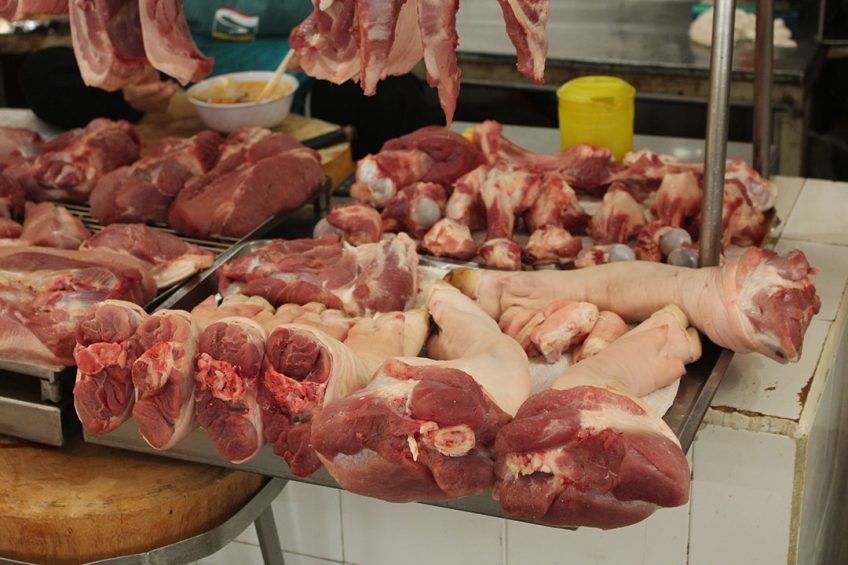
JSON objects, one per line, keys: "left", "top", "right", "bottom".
{"left": 255, "top": 504, "right": 286, "bottom": 565}
{"left": 700, "top": 0, "right": 736, "bottom": 267}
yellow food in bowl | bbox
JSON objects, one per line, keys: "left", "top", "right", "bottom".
{"left": 191, "top": 79, "right": 293, "bottom": 105}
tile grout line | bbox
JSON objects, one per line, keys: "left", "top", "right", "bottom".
{"left": 338, "top": 489, "right": 346, "bottom": 564}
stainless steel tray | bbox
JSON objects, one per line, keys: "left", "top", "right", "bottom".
{"left": 85, "top": 234, "right": 732, "bottom": 520}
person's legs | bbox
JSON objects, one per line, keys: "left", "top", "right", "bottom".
{"left": 19, "top": 47, "right": 143, "bottom": 129}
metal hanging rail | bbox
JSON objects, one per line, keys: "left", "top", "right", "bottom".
{"left": 754, "top": 0, "right": 775, "bottom": 178}
{"left": 700, "top": 0, "right": 737, "bottom": 267}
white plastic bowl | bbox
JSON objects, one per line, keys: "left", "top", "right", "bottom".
{"left": 187, "top": 71, "right": 299, "bottom": 133}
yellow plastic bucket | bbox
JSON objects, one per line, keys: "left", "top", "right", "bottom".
{"left": 557, "top": 76, "right": 635, "bottom": 161}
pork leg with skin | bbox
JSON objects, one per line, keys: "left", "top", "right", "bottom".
{"left": 132, "top": 310, "right": 200, "bottom": 450}
{"left": 259, "top": 309, "right": 428, "bottom": 476}
{"left": 499, "top": 300, "right": 599, "bottom": 362}
{"left": 73, "top": 300, "right": 148, "bottom": 435}
{"left": 448, "top": 247, "right": 821, "bottom": 363}
{"left": 310, "top": 283, "right": 529, "bottom": 502}
{"left": 194, "top": 317, "right": 267, "bottom": 464}
{"left": 572, "top": 311, "right": 629, "bottom": 363}
{"left": 494, "top": 306, "right": 701, "bottom": 529}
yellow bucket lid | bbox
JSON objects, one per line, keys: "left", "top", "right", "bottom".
{"left": 557, "top": 76, "right": 635, "bottom": 108}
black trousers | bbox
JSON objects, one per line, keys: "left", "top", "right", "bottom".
{"left": 19, "top": 46, "right": 443, "bottom": 157}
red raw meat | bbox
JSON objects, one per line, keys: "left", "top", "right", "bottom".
{"left": 311, "top": 284, "right": 526, "bottom": 502}
{"left": 0, "top": 175, "right": 26, "bottom": 219}
{"left": 651, "top": 171, "right": 702, "bottom": 228}
{"left": 479, "top": 163, "right": 543, "bottom": 240}
{"left": 139, "top": 0, "right": 213, "bottom": 84}
{"left": 132, "top": 310, "right": 200, "bottom": 449}
{"left": 3, "top": 119, "right": 140, "bottom": 203}
{"left": 80, "top": 223, "right": 214, "bottom": 289}
{"left": 496, "top": 0, "right": 549, "bottom": 82}
{"left": 73, "top": 300, "right": 148, "bottom": 434}
{"left": 20, "top": 201, "right": 91, "bottom": 249}
{"left": 445, "top": 164, "right": 487, "bottom": 230}
{"left": 90, "top": 130, "right": 221, "bottom": 225}
{"left": 381, "top": 181, "right": 446, "bottom": 238}
{"left": 450, "top": 246, "right": 821, "bottom": 363}
{"left": 588, "top": 185, "right": 646, "bottom": 244}
{"left": 0, "top": 127, "right": 43, "bottom": 172}
{"left": 524, "top": 175, "right": 589, "bottom": 234}
{"left": 68, "top": 0, "right": 151, "bottom": 91}
{"left": 168, "top": 129, "right": 323, "bottom": 238}
{"left": 0, "top": 0, "right": 67, "bottom": 22}
{"left": 195, "top": 317, "right": 266, "bottom": 464}
{"left": 419, "top": 218, "right": 477, "bottom": 260}
{"left": 0, "top": 218, "right": 22, "bottom": 238}
{"left": 478, "top": 238, "right": 522, "bottom": 271}
{"left": 417, "top": 0, "right": 461, "bottom": 124}
{"left": 326, "top": 202, "right": 383, "bottom": 245}
{"left": 289, "top": 0, "right": 361, "bottom": 84}
{"left": 494, "top": 307, "right": 700, "bottom": 529}
{"left": 380, "top": 126, "right": 485, "bottom": 187}
{"left": 523, "top": 225, "right": 582, "bottom": 266}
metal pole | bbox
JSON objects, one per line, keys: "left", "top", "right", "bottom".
{"left": 255, "top": 504, "right": 286, "bottom": 565}
{"left": 700, "top": 0, "right": 737, "bottom": 267}
{"left": 753, "top": 0, "right": 774, "bottom": 178}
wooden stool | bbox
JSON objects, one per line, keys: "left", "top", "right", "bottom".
{"left": 0, "top": 435, "right": 285, "bottom": 565}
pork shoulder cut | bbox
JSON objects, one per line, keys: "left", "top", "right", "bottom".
{"left": 20, "top": 202, "right": 91, "bottom": 249}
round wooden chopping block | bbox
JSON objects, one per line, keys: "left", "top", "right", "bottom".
{"left": 0, "top": 435, "right": 263, "bottom": 564}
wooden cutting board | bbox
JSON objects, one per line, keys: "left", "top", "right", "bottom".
{"left": 0, "top": 434, "right": 263, "bottom": 564}
{"left": 137, "top": 91, "right": 354, "bottom": 189}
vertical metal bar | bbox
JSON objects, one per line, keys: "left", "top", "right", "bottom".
{"left": 753, "top": 0, "right": 774, "bottom": 178}
{"left": 700, "top": 0, "right": 737, "bottom": 267}
{"left": 255, "top": 504, "right": 286, "bottom": 565}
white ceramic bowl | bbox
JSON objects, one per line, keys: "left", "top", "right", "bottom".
{"left": 187, "top": 71, "right": 299, "bottom": 133}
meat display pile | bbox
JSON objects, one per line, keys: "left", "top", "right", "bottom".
{"left": 68, "top": 224, "right": 820, "bottom": 530}
{"left": 339, "top": 121, "right": 778, "bottom": 271}
{"left": 290, "top": 0, "right": 550, "bottom": 122}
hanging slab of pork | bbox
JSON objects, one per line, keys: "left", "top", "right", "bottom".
{"left": 310, "top": 283, "right": 529, "bottom": 502}
{"left": 131, "top": 310, "right": 201, "bottom": 450}
{"left": 73, "top": 300, "right": 148, "bottom": 435}
{"left": 494, "top": 306, "right": 702, "bottom": 529}
{"left": 448, "top": 247, "right": 820, "bottom": 363}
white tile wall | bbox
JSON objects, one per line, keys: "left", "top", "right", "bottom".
{"left": 774, "top": 238, "right": 848, "bottom": 322}
{"left": 710, "top": 319, "right": 831, "bottom": 420}
{"left": 772, "top": 176, "right": 805, "bottom": 233}
{"left": 782, "top": 180, "right": 848, "bottom": 246}
{"left": 689, "top": 425, "right": 796, "bottom": 565}
{"left": 340, "top": 492, "right": 505, "bottom": 565}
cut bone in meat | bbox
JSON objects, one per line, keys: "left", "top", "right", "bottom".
{"left": 311, "top": 283, "right": 527, "bottom": 502}
{"left": 132, "top": 310, "right": 200, "bottom": 450}
{"left": 68, "top": 0, "right": 151, "bottom": 91}
{"left": 195, "top": 317, "right": 267, "bottom": 464}
{"left": 73, "top": 300, "right": 148, "bottom": 435}
{"left": 448, "top": 246, "right": 821, "bottom": 363}
{"left": 168, "top": 129, "right": 324, "bottom": 238}
{"left": 478, "top": 238, "right": 522, "bottom": 271}
{"left": 494, "top": 306, "right": 701, "bottom": 529}
{"left": 445, "top": 164, "right": 487, "bottom": 231}
{"left": 651, "top": 171, "right": 701, "bottom": 228}
{"left": 0, "top": 246, "right": 155, "bottom": 370}
{"left": 259, "top": 308, "right": 429, "bottom": 476}
{"left": 420, "top": 218, "right": 477, "bottom": 260}
{"left": 139, "top": 0, "right": 214, "bottom": 84}
{"left": 480, "top": 164, "right": 543, "bottom": 240}
{"left": 219, "top": 233, "right": 419, "bottom": 316}
{"left": 79, "top": 223, "right": 214, "bottom": 289}
{"left": 3, "top": 119, "right": 140, "bottom": 203}
{"left": 524, "top": 175, "right": 589, "bottom": 234}
{"left": 20, "top": 202, "right": 91, "bottom": 249}
{"left": 381, "top": 181, "right": 446, "bottom": 238}
{"left": 523, "top": 225, "right": 582, "bottom": 266}
{"left": 325, "top": 203, "right": 383, "bottom": 245}
{"left": 588, "top": 186, "right": 647, "bottom": 244}
{"left": 90, "top": 130, "right": 222, "bottom": 226}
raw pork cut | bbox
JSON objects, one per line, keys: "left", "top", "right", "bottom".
{"left": 0, "top": 0, "right": 67, "bottom": 22}
{"left": 73, "top": 300, "right": 148, "bottom": 434}
{"left": 168, "top": 130, "right": 324, "bottom": 238}
{"left": 496, "top": 0, "right": 549, "bottom": 82}
{"left": 588, "top": 186, "right": 646, "bottom": 244}
{"left": 3, "top": 119, "right": 140, "bottom": 203}
{"left": 0, "top": 175, "right": 26, "bottom": 219}
{"left": 523, "top": 175, "right": 589, "bottom": 234}
{"left": 499, "top": 299, "right": 599, "bottom": 362}
{"left": 288, "top": 0, "right": 361, "bottom": 84}
{"left": 420, "top": 218, "right": 477, "bottom": 260}
{"left": 494, "top": 306, "right": 701, "bottom": 529}
{"left": 448, "top": 247, "right": 820, "bottom": 363}
{"left": 191, "top": 294, "right": 276, "bottom": 331}
{"left": 138, "top": 0, "right": 213, "bottom": 84}
{"left": 68, "top": 0, "right": 151, "bottom": 91}
{"left": 478, "top": 238, "right": 522, "bottom": 271}
{"left": 0, "top": 127, "right": 43, "bottom": 171}
{"left": 572, "top": 310, "right": 628, "bottom": 363}
{"left": 381, "top": 181, "right": 446, "bottom": 238}
{"left": 311, "top": 283, "right": 528, "bottom": 502}
{"left": 80, "top": 223, "right": 214, "bottom": 288}
{"left": 480, "top": 164, "right": 542, "bottom": 240}
{"left": 259, "top": 308, "right": 429, "bottom": 476}
{"left": 417, "top": 0, "right": 461, "bottom": 123}
{"left": 219, "top": 233, "right": 419, "bottom": 316}
{"left": 195, "top": 317, "right": 266, "bottom": 463}
{"left": 523, "top": 225, "right": 582, "bottom": 265}
{"left": 324, "top": 203, "right": 383, "bottom": 245}
{"left": 0, "top": 218, "right": 22, "bottom": 238}
{"left": 0, "top": 246, "right": 155, "bottom": 370}
{"left": 132, "top": 310, "right": 200, "bottom": 449}
{"left": 90, "top": 131, "right": 221, "bottom": 225}
{"left": 20, "top": 202, "right": 91, "bottom": 249}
